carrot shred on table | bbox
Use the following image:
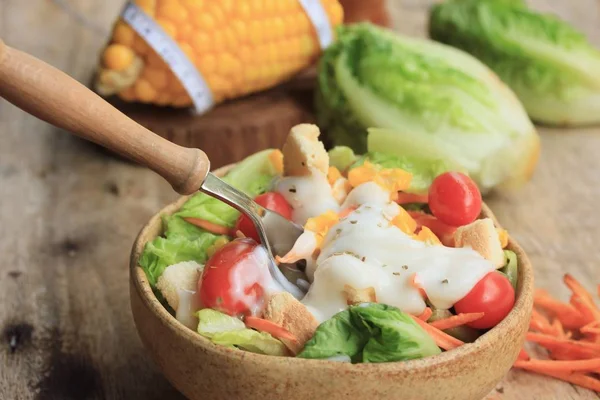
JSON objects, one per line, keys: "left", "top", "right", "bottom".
{"left": 533, "top": 289, "right": 588, "bottom": 330}
{"left": 429, "top": 312, "right": 485, "bottom": 330}
{"left": 526, "top": 332, "right": 600, "bottom": 352}
{"left": 409, "top": 315, "right": 464, "bottom": 351}
{"left": 417, "top": 307, "right": 432, "bottom": 321}
{"left": 564, "top": 274, "right": 600, "bottom": 321}
{"left": 517, "top": 348, "right": 530, "bottom": 361}
{"left": 183, "top": 217, "right": 230, "bottom": 235}
{"left": 514, "top": 361, "right": 600, "bottom": 393}
{"left": 514, "top": 358, "right": 600, "bottom": 373}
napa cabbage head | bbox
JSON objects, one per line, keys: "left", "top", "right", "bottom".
{"left": 429, "top": 0, "right": 600, "bottom": 126}
{"left": 316, "top": 23, "right": 539, "bottom": 193}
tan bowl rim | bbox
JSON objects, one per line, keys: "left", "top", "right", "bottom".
{"left": 130, "top": 173, "right": 534, "bottom": 373}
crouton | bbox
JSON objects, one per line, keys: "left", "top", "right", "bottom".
{"left": 263, "top": 292, "right": 319, "bottom": 354}
{"left": 343, "top": 284, "right": 377, "bottom": 305}
{"left": 282, "top": 124, "right": 329, "bottom": 176}
{"left": 156, "top": 261, "right": 202, "bottom": 311}
{"left": 454, "top": 218, "right": 505, "bottom": 268}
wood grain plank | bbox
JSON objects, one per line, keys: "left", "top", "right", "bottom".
{"left": 1, "top": 0, "right": 599, "bottom": 399}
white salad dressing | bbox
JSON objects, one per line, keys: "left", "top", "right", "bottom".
{"left": 228, "top": 245, "right": 286, "bottom": 316}
{"left": 299, "top": 194, "right": 496, "bottom": 323}
{"left": 175, "top": 289, "right": 202, "bottom": 329}
{"left": 276, "top": 171, "right": 340, "bottom": 225}
{"left": 341, "top": 181, "right": 391, "bottom": 210}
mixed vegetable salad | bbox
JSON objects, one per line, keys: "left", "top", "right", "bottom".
{"left": 140, "top": 124, "right": 519, "bottom": 363}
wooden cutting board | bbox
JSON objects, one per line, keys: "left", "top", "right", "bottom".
{"left": 113, "top": 68, "right": 318, "bottom": 169}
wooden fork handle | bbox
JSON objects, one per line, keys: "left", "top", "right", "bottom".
{"left": 0, "top": 39, "right": 209, "bottom": 195}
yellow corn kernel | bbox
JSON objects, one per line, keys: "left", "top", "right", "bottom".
{"left": 142, "top": 66, "right": 168, "bottom": 90}
{"left": 327, "top": 166, "right": 342, "bottom": 185}
{"left": 191, "top": 32, "right": 211, "bottom": 53}
{"left": 135, "top": 0, "right": 156, "bottom": 16}
{"left": 156, "top": 18, "right": 177, "bottom": 38}
{"left": 391, "top": 208, "right": 417, "bottom": 235}
{"left": 178, "top": 24, "right": 194, "bottom": 40}
{"left": 157, "top": 2, "right": 188, "bottom": 23}
{"left": 103, "top": 44, "right": 135, "bottom": 71}
{"left": 155, "top": 92, "right": 173, "bottom": 106}
{"left": 134, "top": 79, "right": 158, "bottom": 102}
{"left": 97, "top": 0, "right": 344, "bottom": 107}
{"left": 498, "top": 228, "right": 509, "bottom": 248}
{"left": 181, "top": 0, "right": 203, "bottom": 11}
{"left": 113, "top": 21, "right": 135, "bottom": 46}
{"left": 416, "top": 226, "right": 442, "bottom": 246}
{"left": 269, "top": 150, "right": 284, "bottom": 175}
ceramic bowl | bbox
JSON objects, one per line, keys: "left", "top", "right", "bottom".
{"left": 130, "top": 166, "right": 534, "bottom": 400}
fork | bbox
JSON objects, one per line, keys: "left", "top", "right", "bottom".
{"left": 0, "top": 39, "right": 306, "bottom": 299}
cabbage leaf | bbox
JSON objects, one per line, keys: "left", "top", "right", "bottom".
{"left": 430, "top": 0, "right": 600, "bottom": 126}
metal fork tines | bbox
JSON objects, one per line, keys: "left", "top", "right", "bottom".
{"left": 200, "top": 173, "right": 306, "bottom": 299}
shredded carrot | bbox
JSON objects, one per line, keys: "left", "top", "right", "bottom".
{"left": 396, "top": 192, "right": 428, "bottom": 205}
{"left": 184, "top": 217, "right": 230, "bottom": 235}
{"left": 417, "top": 307, "right": 432, "bottom": 321}
{"left": 514, "top": 362, "right": 600, "bottom": 392}
{"left": 514, "top": 358, "right": 600, "bottom": 373}
{"left": 244, "top": 316, "right": 299, "bottom": 344}
{"left": 551, "top": 318, "right": 566, "bottom": 338}
{"left": 581, "top": 321, "right": 600, "bottom": 334}
{"left": 338, "top": 206, "right": 357, "bottom": 219}
{"left": 534, "top": 289, "right": 588, "bottom": 330}
{"left": 409, "top": 273, "right": 427, "bottom": 299}
{"left": 564, "top": 274, "right": 600, "bottom": 321}
{"left": 517, "top": 348, "right": 530, "bottom": 361}
{"left": 429, "top": 313, "right": 485, "bottom": 330}
{"left": 409, "top": 315, "right": 464, "bottom": 351}
{"left": 526, "top": 332, "right": 600, "bottom": 353}
{"left": 235, "top": 230, "right": 246, "bottom": 239}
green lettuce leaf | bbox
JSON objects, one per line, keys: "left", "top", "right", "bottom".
{"left": 298, "top": 303, "right": 441, "bottom": 363}
{"left": 429, "top": 0, "right": 600, "bottom": 126}
{"left": 138, "top": 229, "right": 219, "bottom": 288}
{"left": 350, "top": 137, "right": 464, "bottom": 194}
{"left": 328, "top": 146, "right": 357, "bottom": 172}
{"left": 501, "top": 250, "right": 519, "bottom": 290}
{"left": 174, "top": 150, "right": 278, "bottom": 227}
{"left": 197, "top": 309, "right": 288, "bottom": 356}
{"left": 139, "top": 149, "right": 280, "bottom": 288}
{"left": 316, "top": 23, "right": 539, "bottom": 193}
{"left": 196, "top": 309, "right": 246, "bottom": 338}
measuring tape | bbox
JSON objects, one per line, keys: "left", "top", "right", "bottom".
{"left": 298, "top": 0, "right": 334, "bottom": 50}
{"left": 121, "top": 1, "right": 213, "bottom": 114}
{"left": 121, "top": 0, "right": 333, "bottom": 113}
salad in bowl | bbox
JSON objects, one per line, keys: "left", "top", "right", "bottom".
{"left": 139, "top": 124, "right": 520, "bottom": 363}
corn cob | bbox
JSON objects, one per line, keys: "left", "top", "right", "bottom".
{"left": 95, "top": 0, "right": 343, "bottom": 108}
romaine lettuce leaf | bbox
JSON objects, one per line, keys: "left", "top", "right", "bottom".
{"left": 501, "top": 250, "right": 519, "bottom": 290}
{"left": 139, "top": 149, "right": 281, "bottom": 288}
{"left": 298, "top": 303, "right": 441, "bottom": 363}
{"left": 197, "top": 309, "right": 288, "bottom": 356}
{"left": 429, "top": 0, "right": 600, "bottom": 126}
{"left": 316, "top": 23, "right": 539, "bottom": 193}
{"left": 174, "top": 150, "right": 278, "bottom": 227}
{"left": 328, "top": 146, "right": 357, "bottom": 172}
{"left": 350, "top": 148, "right": 462, "bottom": 194}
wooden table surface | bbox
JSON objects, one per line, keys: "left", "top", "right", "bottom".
{"left": 1, "top": 0, "right": 599, "bottom": 399}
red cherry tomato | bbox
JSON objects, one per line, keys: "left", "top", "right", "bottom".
{"left": 234, "top": 192, "right": 292, "bottom": 242}
{"left": 454, "top": 272, "right": 515, "bottom": 329}
{"left": 199, "top": 238, "right": 269, "bottom": 316}
{"left": 428, "top": 172, "right": 482, "bottom": 227}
